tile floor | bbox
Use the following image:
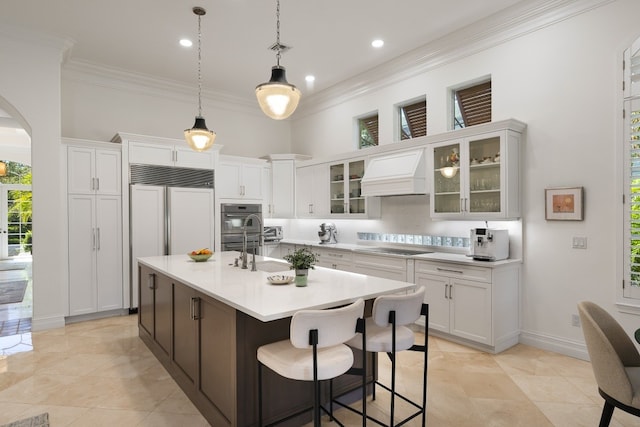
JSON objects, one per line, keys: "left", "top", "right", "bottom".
{"left": 0, "top": 315, "right": 638, "bottom": 427}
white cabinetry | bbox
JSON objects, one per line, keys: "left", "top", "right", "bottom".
{"left": 315, "top": 247, "right": 352, "bottom": 271}
{"left": 65, "top": 141, "right": 123, "bottom": 316}
{"left": 430, "top": 122, "right": 523, "bottom": 219}
{"left": 329, "top": 158, "right": 380, "bottom": 218}
{"left": 127, "top": 140, "right": 215, "bottom": 169}
{"left": 67, "top": 146, "right": 121, "bottom": 195}
{"left": 296, "top": 164, "right": 329, "bottom": 218}
{"left": 268, "top": 159, "right": 295, "bottom": 218}
{"left": 352, "top": 253, "right": 409, "bottom": 281}
{"left": 218, "top": 156, "right": 266, "bottom": 200}
{"left": 414, "top": 260, "right": 519, "bottom": 353}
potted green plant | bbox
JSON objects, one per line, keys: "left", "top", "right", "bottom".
{"left": 283, "top": 247, "right": 318, "bottom": 286}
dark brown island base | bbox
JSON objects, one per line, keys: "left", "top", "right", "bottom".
{"left": 137, "top": 252, "right": 415, "bottom": 426}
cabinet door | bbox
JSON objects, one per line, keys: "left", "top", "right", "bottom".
{"left": 94, "top": 149, "right": 121, "bottom": 195}
{"left": 346, "top": 159, "right": 365, "bottom": 215}
{"left": 129, "top": 141, "right": 174, "bottom": 166}
{"left": 217, "top": 162, "right": 243, "bottom": 198}
{"left": 138, "top": 265, "right": 155, "bottom": 338}
{"left": 174, "top": 145, "right": 215, "bottom": 170}
{"left": 416, "top": 273, "right": 449, "bottom": 334}
{"left": 168, "top": 187, "right": 214, "bottom": 255}
{"left": 271, "top": 160, "right": 295, "bottom": 218}
{"left": 450, "top": 278, "right": 492, "bottom": 345}
{"left": 155, "top": 273, "right": 172, "bottom": 357}
{"left": 199, "top": 295, "right": 236, "bottom": 421}
{"left": 67, "top": 147, "right": 95, "bottom": 194}
{"left": 431, "top": 142, "right": 463, "bottom": 216}
{"left": 241, "top": 164, "right": 264, "bottom": 199}
{"left": 173, "top": 282, "right": 198, "bottom": 385}
{"left": 95, "top": 195, "right": 123, "bottom": 311}
{"left": 68, "top": 194, "right": 97, "bottom": 316}
{"left": 466, "top": 133, "right": 502, "bottom": 217}
{"left": 295, "top": 166, "right": 314, "bottom": 217}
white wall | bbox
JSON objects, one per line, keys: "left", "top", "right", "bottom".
{"left": 0, "top": 32, "right": 67, "bottom": 330}
{"left": 289, "top": 0, "right": 640, "bottom": 357}
{"left": 61, "top": 65, "right": 291, "bottom": 158}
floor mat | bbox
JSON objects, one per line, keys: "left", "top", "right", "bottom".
{"left": 0, "top": 412, "right": 49, "bottom": 427}
{"left": 0, "top": 280, "right": 28, "bottom": 305}
{"left": 0, "top": 317, "right": 31, "bottom": 337}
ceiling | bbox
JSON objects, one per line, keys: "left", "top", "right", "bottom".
{"left": 0, "top": 0, "right": 525, "bottom": 104}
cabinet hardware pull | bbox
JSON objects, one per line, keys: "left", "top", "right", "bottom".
{"left": 92, "top": 228, "right": 96, "bottom": 250}
{"left": 449, "top": 284, "right": 453, "bottom": 299}
{"left": 437, "top": 267, "right": 464, "bottom": 274}
{"left": 147, "top": 273, "right": 155, "bottom": 290}
{"left": 444, "top": 284, "right": 448, "bottom": 299}
{"left": 191, "top": 297, "right": 201, "bottom": 320}
{"left": 96, "top": 228, "right": 100, "bottom": 250}
{"left": 96, "top": 178, "right": 100, "bottom": 191}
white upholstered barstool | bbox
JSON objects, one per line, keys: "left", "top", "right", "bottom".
{"left": 257, "top": 298, "right": 365, "bottom": 427}
{"left": 341, "top": 287, "right": 428, "bottom": 426}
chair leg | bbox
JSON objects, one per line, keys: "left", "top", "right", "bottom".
{"left": 422, "top": 328, "right": 428, "bottom": 427}
{"left": 390, "top": 312, "right": 397, "bottom": 427}
{"left": 599, "top": 401, "right": 615, "bottom": 427}
{"left": 258, "top": 362, "right": 263, "bottom": 427}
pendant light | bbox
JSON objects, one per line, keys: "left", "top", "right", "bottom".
{"left": 184, "top": 6, "right": 216, "bottom": 152}
{"left": 255, "top": 0, "right": 301, "bottom": 120}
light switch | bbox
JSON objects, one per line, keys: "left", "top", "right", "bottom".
{"left": 572, "top": 236, "right": 587, "bottom": 249}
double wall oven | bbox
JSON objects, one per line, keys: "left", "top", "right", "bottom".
{"left": 220, "top": 203, "right": 263, "bottom": 253}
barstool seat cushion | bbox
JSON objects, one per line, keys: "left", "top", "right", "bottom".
{"left": 346, "top": 318, "right": 415, "bottom": 353}
{"left": 257, "top": 340, "right": 354, "bottom": 381}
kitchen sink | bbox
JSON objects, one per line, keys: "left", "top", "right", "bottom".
{"left": 255, "top": 260, "right": 291, "bottom": 273}
{"left": 355, "top": 247, "right": 433, "bottom": 256}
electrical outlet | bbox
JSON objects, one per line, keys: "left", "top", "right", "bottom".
{"left": 572, "top": 237, "right": 587, "bottom": 249}
{"left": 571, "top": 314, "right": 581, "bottom": 327}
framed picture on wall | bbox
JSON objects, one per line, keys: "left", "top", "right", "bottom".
{"left": 545, "top": 187, "right": 584, "bottom": 220}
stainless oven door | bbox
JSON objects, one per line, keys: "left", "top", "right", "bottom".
{"left": 221, "top": 213, "right": 262, "bottom": 235}
{"left": 221, "top": 234, "right": 261, "bottom": 254}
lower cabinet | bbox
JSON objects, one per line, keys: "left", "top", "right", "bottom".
{"left": 352, "top": 252, "right": 409, "bottom": 281}
{"left": 139, "top": 266, "right": 172, "bottom": 358}
{"left": 315, "top": 247, "right": 352, "bottom": 270}
{"left": 68, "top": 194, "right": 123, "bottom": 316}
{"left": 414, "top": 260, "right": 519, "bottom": 353}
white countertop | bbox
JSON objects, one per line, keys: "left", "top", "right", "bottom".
{"left": 279, "top": 239, "right": 521, "bottom": 266}
{"left": 137, "top": 252, "right": 416, "bottom": 322}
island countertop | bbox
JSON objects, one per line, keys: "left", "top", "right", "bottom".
{"left": 137, "top": 251, "right": 416, "bottom": 322}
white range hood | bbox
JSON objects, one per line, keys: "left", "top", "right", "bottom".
{"left": 361, "top": 149, "right": 427, "bottom": 197}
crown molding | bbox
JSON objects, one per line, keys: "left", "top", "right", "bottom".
{"left": 62, "top": 59, "right": 264, "bottom": 116}
{"left": 295, "top": 0, "right": 614, "bottom": 118}
{"left": 0, "top": 22, "right": 74, "bottom": 62}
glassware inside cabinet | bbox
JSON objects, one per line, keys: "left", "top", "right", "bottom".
{"left": 330, "top": 164, "right": 345, "bottom": 213}
{"left": 468, "top": 136, "right": 501, "bottom": 213}
{"left": 433, "top": 143, "right": 461, "bottom": 213}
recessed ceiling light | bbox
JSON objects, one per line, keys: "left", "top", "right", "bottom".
{"left": 180, "top": 39, "right": 193, "bottom": 47}
{"left": 305, "top": 75, "right": 315, "bottom": 83}
{"left": 371, "top": 39, "right": 384, "bottom": 48}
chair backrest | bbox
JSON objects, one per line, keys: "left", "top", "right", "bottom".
{"left": 290, "top": 298, "right": 365, "bottom": 349}
{"left": 372, "top": 287, "right": 426, "bottom": 327}
{"left": 577, "top": 301, "right": 640, "bottom": 405}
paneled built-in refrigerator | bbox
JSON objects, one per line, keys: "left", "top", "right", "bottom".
{"left": 129, "top": 164, "right": 214, "bottom": 309}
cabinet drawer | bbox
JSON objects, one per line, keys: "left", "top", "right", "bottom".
{"left": 415, "top": 260, "right": 491, "bottom": 282}
{"left": 352, "top": 253, "right": 408, "bottom": 281}
{"left": 318, "top": 248, "right": 353, "bottom": 262}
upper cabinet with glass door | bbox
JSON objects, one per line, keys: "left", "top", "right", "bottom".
{"left": 430, "top": 124, "right": 523, "bottom": 219}
{"left": 329, "top": 158, "right": 380, "bottom": 217}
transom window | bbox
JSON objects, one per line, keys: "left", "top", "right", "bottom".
{"left": 399, "top": 98, "right": 427, "bottom": 140}
{"left": 453, "top": 79, "right": 492, "bottom": 129}
{"left": 358, "top": 113, "right": 379, "bottom": 148}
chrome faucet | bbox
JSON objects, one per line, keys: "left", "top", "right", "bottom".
{"left": 241, "top": 213, "right": 263, "bottom": 270}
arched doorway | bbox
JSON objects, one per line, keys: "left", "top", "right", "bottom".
{"left": 0, "top": 106, "right": 33, "bottom": 337}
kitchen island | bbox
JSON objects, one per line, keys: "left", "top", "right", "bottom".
{"left": 137, "top": 251, "right": 416, "bottom": 427}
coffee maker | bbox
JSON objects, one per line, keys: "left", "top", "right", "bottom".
{"left": 318, "top": 223, "right": 338, "bottom": 244}
{"left": 468, "top": 228, "right": 509, "bottom": 261}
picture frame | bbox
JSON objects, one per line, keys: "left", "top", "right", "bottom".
{"left": 545, "top": 187, "right": 584, "bottom": 221}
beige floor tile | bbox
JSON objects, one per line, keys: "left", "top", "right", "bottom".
{"left": 2, "top": 313, "right": 636, "bottom": 427}
{"left": 137, "top": 411, "right": 211, "bottom": 427}
{"left": 67, "top": 407, "right": 149, "bottom": 427}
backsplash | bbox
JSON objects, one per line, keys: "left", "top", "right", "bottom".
{"left": 357, "top": 232, "right": 470, "bottom": 248}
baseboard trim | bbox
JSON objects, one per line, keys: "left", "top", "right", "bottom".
{"left": 31, "top": 315, "right": 65, "bottom": 331}
{"left": 65, "top": 309, "right": 129, "bottom": 325}
{"left": 519, "top": 330, "right": 589, "bottom": 361}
